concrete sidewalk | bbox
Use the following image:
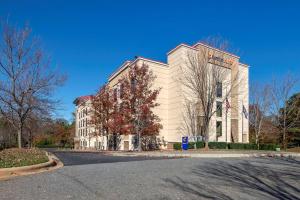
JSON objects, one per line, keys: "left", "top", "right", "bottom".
{"left": 106, "top": 150, "right": 300, "bottom": 158}
{"left": 52, "top": 148, "right": 300, "bottom": 158}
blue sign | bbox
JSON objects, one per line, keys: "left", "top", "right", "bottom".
{"left": 182, "top": 136, "right": 188, "bottom": 150}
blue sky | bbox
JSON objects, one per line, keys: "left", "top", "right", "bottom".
{"left": 1, "top": 0, "right": 300, "bottom": 121}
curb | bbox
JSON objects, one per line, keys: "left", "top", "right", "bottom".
{"left": 107, "top": 152, "right": 300, "bottom": 158}
{"left": 0, "top": 151, "right": 63, "bottom": 180}
{"left": 51, "top": 149, "right": 300, "bottom": 159}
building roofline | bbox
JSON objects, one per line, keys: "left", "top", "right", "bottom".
{"left": 132, "top": 56, "right": 168, "bottom": 67}
{"left": 167, "top": 42, "right": 240, "bottom": 59}
{"left": 108, "top": 56, "right": 168, "bottom": 82}
{"left": 73, "top": 95, "right": 93, "bottom": 105}
{"left": 193, "top": 42, "right": 240, "bottom": 59}
{"left": 108, "top": 60, "right": 131, "bottom": 82}
{"left": 239, "top": 62, "right": 249, "bottom": 67}
{"left": 167, "top": 43, "right": 198, "bottom": 55}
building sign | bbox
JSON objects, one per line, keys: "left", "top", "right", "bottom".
{"left": 182, "top": 136, "right": 189, "bottom": 150}
{"left": 208, "top": 51, "right": 235, "bottom": 65}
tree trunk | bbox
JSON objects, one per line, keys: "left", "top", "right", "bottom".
{"left": 283, "top": 108, "right": 287, "bottom": 151}
{"left": 29, "top": 130, "right": 32, "bottom": 148}
{"left": 106, "top": 134, "right": 109, "bottom": 150}
{"left": 204, "top": 141, "right": 209, "bottom": 150}
{"left": 138, "top": 131, "right": 142, "bottom": 152}
{"left": 203, "top": 125, "right": 209, "bottom": 150}
{"left": 283, "top": 128, "right": 287, "bottom": 151}
{"left": 17, "top": 127, "right": 22, "bottom": 148}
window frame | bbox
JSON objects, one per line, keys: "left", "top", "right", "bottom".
{"left": 216, "top": 82, "right": 222, "bottom": 98}
{"left": 216, "top": 101, "right": 222, "bottom": 117}
{"left": 216, "top": 121, "right": 222, "bottom": 137}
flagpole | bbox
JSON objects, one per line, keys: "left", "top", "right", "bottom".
{"left": 242, "top": 101, "right": 244, "bottom": 142}
{"left": 226, "top": 107, "right": 228, "bottom": 143}
{"left": 225, "top": 89, "right": 228, "bottom": 143}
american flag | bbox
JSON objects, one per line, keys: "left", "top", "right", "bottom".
{"left": 243, "top": 105, "right": 248, "bottom": 119}
{"left": 226, "top": 98, "right": 230, "bottom": 112}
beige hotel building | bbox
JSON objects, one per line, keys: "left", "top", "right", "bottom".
{"left": 74, "top": 42, "right": 249, "bottom": 150}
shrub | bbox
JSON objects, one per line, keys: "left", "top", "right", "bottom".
{"left": 173, "top": 143, "right": 182, "bottom": 150}
{"left": 173, "top": 141, "right": 205, "bottom": 150}
{"left": 195, "top": 141, "right": 205, "bottom": 148}
{"left": 35, "top": 144, "right": 59, "bottom": 148}
{"left": 208, "top": 142, "right": 227, "bottom": 149}
{"left": 188, "top": 142, "right": 195, "bottom": 149}
{"left": 228, "top": 143, "right": 258, "bottom": 150}
{"left": 259, "top": 144, "right": 280, "bottom": 151}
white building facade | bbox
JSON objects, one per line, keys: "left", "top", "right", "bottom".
{"left": 74, "top": 42, "right": 249, "bottom": 150}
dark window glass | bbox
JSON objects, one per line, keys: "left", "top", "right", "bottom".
{"left": 114, "top": 88, "right": 118, "bottom": 101}
{"left": 216, "top": 121, "right": 222, "bottom": 136}
{"left": 131, "top": 78, "right": 136, "bottom": 92}
{"left": 216, "top": 101, "right": 222, "bottom": 117}
{"left": 217, "top": 82, "right": 222, "bottom": 98}
{"left": 120, "top": 84, "right": 124, "bottom": 98}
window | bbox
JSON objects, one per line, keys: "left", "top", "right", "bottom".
{"left": 216, "top": 101, "right": 222, "bottom": 117}
{"left": 119, "top": 83, "right": 124, "bottom": 99}
{"left": 216, "top": 82, "right": 222, "bottom": 98}
{"left": 113, "top": 88, "right": 118, "bottom": 101}
{"left": 131, "top": 78, "right": 136, "bottom": 92}
{"left": 216, "top": 121, "right": 222, "bottom": 137}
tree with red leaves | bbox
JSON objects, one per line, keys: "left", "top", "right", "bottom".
{"left": 127, "top": 64, "right": 162, "bottom": 151}
{"left": 92, "top": 63, "right": 162, "bottom": 151}
{"left": 91, "top": 84, "right": 112, "bottom": 149}
{"left": 107, "top": 79, "right": 133, "bottom": 150}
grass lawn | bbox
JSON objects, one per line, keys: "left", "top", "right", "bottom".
{"left": 0, "top": 148, "right": 49, "bottom": 168}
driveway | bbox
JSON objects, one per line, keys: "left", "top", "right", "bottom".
{"left": 0, "top": 150, "right": 299, "bottom": 200}
{"left": 47, "top": 149, "right": 173, "bottom": 166}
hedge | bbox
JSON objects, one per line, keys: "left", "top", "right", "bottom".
{"left": 228, "top": 143, "right": 258, "bottom": 150}
{"left": 174, "top": 142, "right": 279, "bottom": 151}
{"left": 208, "top": 142, "right": 227, "bottom": 149}
{"left": 259, "top": 144, "right": 280, "bottom": 151}
{"left": 173, "top": 141, "right": 205, "bottom": 150}
{"left": 35, "top": 144, "right": 60, "bottom": 148}
{"left": 173, "top": 143, "right": 182, "bottom": 150}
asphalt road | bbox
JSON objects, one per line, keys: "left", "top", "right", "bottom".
{"left": 0, "top": 151, "right": 299, "bottom": 200}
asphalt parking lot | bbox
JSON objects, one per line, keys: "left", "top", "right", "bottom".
{"left": 0, "top": 150, "right": 299, "bottom": 200}
{"left": 48, "top": 150, "right": 174, "bottom": 166}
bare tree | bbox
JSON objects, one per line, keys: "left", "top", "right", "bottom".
{"left": 270, "top": 73, "right": 299, "bottom": 150}
{"left": 0, "top": 22, "right": 65, "bottom": 148}
{"left": 180, "top": 98, "right": 198, "bottom": 149}
{"left": 0, "top": 117, "right": 15, "bottom": 149}
{"left": 180, "top": 38, "right": 241, "bottom": 149}
{"left": 249, "top": 83, "right": 271, "bottom": 148}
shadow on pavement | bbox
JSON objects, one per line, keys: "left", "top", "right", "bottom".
{"left": 164, "top": 157, "right": 300, "bottom": 200}
{"left": 50, "top": 151, "right": 175, "bottom": 166}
